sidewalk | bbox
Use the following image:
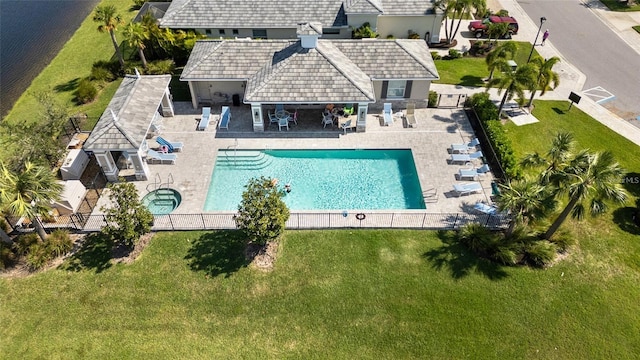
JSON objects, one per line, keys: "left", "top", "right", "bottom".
{"left": 432, "top": 0, "right": 640, "bottom": 147}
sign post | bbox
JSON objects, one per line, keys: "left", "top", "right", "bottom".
{"left": 568, "top": 92, "right": 581, "bottom": 111}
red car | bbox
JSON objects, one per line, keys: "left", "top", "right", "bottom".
{"left": 468, "top": 16, "right": 519, "bottom": 38}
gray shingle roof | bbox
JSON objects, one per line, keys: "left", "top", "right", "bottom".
{"left": 84, "top": 75, "right": 171, "bottom": 151}
{"left": 181, "top": 38, "right": 438, "bottom": 103}
{"left": 160, "top": 0, "right": 348, "bottom": 29}
{"left": 380, "top": 0, "right": 435, "bottom": 15}
{"left": 344, "top": 0, "right": 383, "bottom": 14}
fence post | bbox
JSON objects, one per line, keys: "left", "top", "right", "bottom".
{"left": 453, "top": 214, "right": 459, "bottom": 229}
{"left": 421, "top": 213, "right": 427, "bottom": 228}
{"left": 390, "top": 213, "right": 394, "bottom": 227}
{"left": 168, "top": 214, "right": 174, "bottom": 230}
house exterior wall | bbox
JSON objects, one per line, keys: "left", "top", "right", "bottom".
{"left": 347, "top": 14, "right": 378, "bottom": 31}
{"left": 192, "top": 81, "right": 245, "bottom": 104}
{"left": 376, "top": 15, "right": 443, "bottom": 41}
{"left": 371, "top": 80, "right": 431, "bottom": 109}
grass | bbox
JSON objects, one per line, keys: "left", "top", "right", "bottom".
{"left": 600, "top": 0, "right": 640, "bottom": 12}
{"left": 434, "top": 41, "right": 539, "bottom": 87}
{"left": 1, "top": 229, "right": 639, "bottom": 359}
{"left": 633, "top": 25, "right": 640, "bottom": 34}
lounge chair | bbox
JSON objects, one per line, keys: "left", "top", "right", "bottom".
{"left": 218, "top": 106, "right": 231, "bottom": 130}
{"left": 383, "top": 103, "right": 393, "bottom": 126}
{"left": 156, "top": 136, "right": 183, "bottom": 153}
{"left": 453, "top": 182, "right": 483, "bottom": 196}
{"left": 450, "top": 151, "right": 483, "bottom": 164}
{"left": 450, "top": 138, "right": 480, "bottom": 153}
{"left": 405, "top": 102, "right": 416, "bottom": 128}
{"left": 474, "top": 202, "right": 498, "bottom": 215}
{"left": 278, "top": 116, "right": 289, "bottom": 131}
{"left": 458, "top": 164, "right": 490, "bottom": 180}
{"left": 147, "top": 149, "right": 177, "bottom": 164}
{"left": 198, "top": 107, "right": 211, "bottom": 131}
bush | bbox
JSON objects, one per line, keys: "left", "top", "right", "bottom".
{"left": 25, "top": 241, "right": 51, "bottom": 270}
{"left": 16, "top": 233, "right": 39, "bottom": 256}
{"left": 146, "top": 59, "right": 175, "bottom": 75}
{"left": 448, "top": 49, "right": 462, "bottom": 59}
{"left": 0, "top": 218, "right": 10, "bottom": 234}
{"left": 47, "top": 229, "right": 73, "bottom": 257}
{"left": 0, "top": 242, "right": 17, "bottom": 270}
{"left": 524, "top": 241, "right": 557, "bottom": 267}
{"left": 457, "top": 223, "right": 495, "bottom": 254}
{"left": 408, "top": 30, "right": 421, "bottom": 39}
{"left": 91, "top": 60, "right": 118, "bottom": 81}
{"left": 101, "top": 181, "right": 153, "bottom": 249}
{"left": 496, "top": 9, "right": 509, "bottom": 17}
{"left": 491, "top": 244, "right": 517, "bottom": 265}
{"left": 76, "top": 78, "right": 98, "bottom": 104}
{"left": 428, "top": 90, "right": 438, "bottom": 108}
{"left": 386, "top": 35, "right": 396, "bottom": 39}
{"left": 549, "top": 231, "right": 576, "bottom": 253}
{"left": 430, "top": 51, "right": 442, "bottom": 60}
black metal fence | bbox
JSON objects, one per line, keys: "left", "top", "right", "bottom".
{"left": 41, "top": 211, "right": 509, "bottom": 233}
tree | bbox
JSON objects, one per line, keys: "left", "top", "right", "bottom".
{"left": 123, "top": 22, "right": 150, "bottom": 68}
{"left": 101, "top": 181, "right": 153, "bottom": 249}
{"left": 0, "top": 162, "right": 62, "bottom": 241}
{"left": 485, "top": 41, "right": 517, "bottom": 81}
{"left": 544, "top": 150, "right": 627, "bottom": 239}
{"left": 521, "top": 131, "right": 574, "bottom": 186}
{"left": 352, "top": 22, "right": 378, "bottom": 39}
{"left": 487, "top": 22, "right": 510, "bottom": 44}
{"left": 234, "top": 177, "right": 290, "bottom": 246}
{"left": 436, "top": 0, "right": 486, "bottom": 44}
{"left": 486, "top": 62, "right": 537, "bottom": 118}
{"left": 93, "top": 5, "right": 125, "bottom": 68}
{"left": 496, "top": 179, "right": 556, "bottom": 236}
{"left": 527, "top": 56, "right": 561, "bottom": 107}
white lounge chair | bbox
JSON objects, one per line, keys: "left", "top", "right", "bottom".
{"left": 147, "top": 149, "right": 177, "bottom": 164}
{"left": 218, "top": 106, "right": 231, "bottom": 130}
{"left": 474, "top": 202, "right": 498, "bottom": 215}
{"left": 451, "top": 151, "right": 483, "bottom": 164}
{"left": 451, "top": 138, "right": 480, "bottom": 153}
{"left": 383, "top": 103, "right": 393, "bottom": 126}
{"left": 453, "top": 182, "right": 483, "bottom": 196}
{"left": 198, "top": 107, "right": 211, "bottom": 131}
{"left": 156, "top": 136, "right": 183, "bottom": 152}
{"left": 458, "top": 164, "right": 491, "bottom": 180}
{"left": 405, "top": 102, "right": 417, "bottom": 128}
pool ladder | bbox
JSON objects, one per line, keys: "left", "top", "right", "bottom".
{"left": 225, "top": 138, "right": 239, "bottom": 166}
{"left": 146, "top": 173, "right": 174, "bottom": 193}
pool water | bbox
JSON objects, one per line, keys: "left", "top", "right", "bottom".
{"left": 142, "top": 188, "right": 182, "bottom": 215}
{"left": 204, "top": 149, "right": 425, "bottom": 211}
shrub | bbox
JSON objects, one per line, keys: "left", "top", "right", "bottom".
{"left": 47, "top": 229, "right": 73, "bottom": 257}
{"left": 491, "top": 244, "right": 517, "bottom": 265}
{"left": 25, "top": 241, "right": 51, "bottom": 270}
{"left": 549, "top": 231, "right": 576, "bottom": 253}
{"left": 457, "top": 223, "right": 495, "bottom": 254}
{"left": 101, "top": 181, "right": 153, "bottom": 249}
{"left": 0, "top": 218, "right": 10, "bottom": 234}
{"left": 386, "top": 35, "right": 395, "bottom": 39}
{"left": 430, "top": 51, "right": 442, "bottom": 60}
{"left": 76, "top": 78, "right": 98, "bottom": 104}
{"left": 90, "top": 60, "right": 118, "bottom": 81}
{"left": 448, "top": 49, "right": 462, "bottom": 59}
{"left": 0, "top": 242, "right": 17, "bottom": 270}
{"left": 146, "top": 59, "right": 175, "bottom": 75}
{"left": 496, "top": 9, "right": 509, "bottom": 17}
{"left": 524, "top": 241, "right": 557, "bottom": 267}
{"left": 428, "top": 90, "right": 438, "bottom": 108}
{"left": 408, "top": 30, "right": 421, "bottom": 39}
{"left": 16, "top": 233, "right": 39, "bottom": 256}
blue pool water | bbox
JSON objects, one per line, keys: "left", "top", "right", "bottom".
{"left": 143, "top": 188, "right": 182, "bottom": 215}
{"left": 204, "top": 149, "right": 425, "bottom": 211}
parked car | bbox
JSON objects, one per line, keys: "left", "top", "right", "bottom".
{"left": 468, "top": 16, "right": 519, "bottom": 38}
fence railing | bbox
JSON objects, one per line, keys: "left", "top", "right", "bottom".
{"left": 40, "top": 211, "right": 510, "bottom": 233}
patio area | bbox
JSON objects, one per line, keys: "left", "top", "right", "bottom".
{"left": 95, "top": 101, "right": 496, "bottom": 217}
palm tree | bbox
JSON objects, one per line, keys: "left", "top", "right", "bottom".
{"left": 496, "top": 179, "right": 556, "bottom": 236}
{"left": 487, "top": 22, "right": 509, "bottom": 44}
{"left": 485, "top": 41, "right": 517, "bottom": 81}
{"left": 544, "top": 150, "right": 628, "bottom": 239}
{"left": 527, "top": 56, "right": 561, "bottom": 108}
{"left": 521, "top": 131, "right": 574, "bottom": 185}
{"left": 436, "top": 0, "right": 486, "bottom": 44}
{"left": 124, "top": 22, "right": 150, "bottom": 68}
{"left": 486, "top": 62, "right": 537, "bottom": 118}
{"left": 0, "top": 162, "right": 63, "bottom": 241}
{"left": 93, "top": 5, "right": 125, "bottom": 68}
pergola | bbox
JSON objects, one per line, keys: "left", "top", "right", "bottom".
{"left": 83, "top": 74, "right": 174, "bottom": 182}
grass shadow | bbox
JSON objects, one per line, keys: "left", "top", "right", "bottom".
{"left": 60, "top": 233, "right": 112, "bottom": 273}
{"left": 458, "top": 75, "right": 484, "bottom": 87}
{"left": 622, "top": 172, "right": 640, "bottom": 198}
{"left": 53, "top": 77, "right": 80, "bottom": 93}
{"left": 422, "top": 230, "right": 509, "bottom": 280}
{"left": 552, "top": 107, "right": 567, "bottom": 115}
{"left": 184, "top": 230, "right": 250, "bottom": 278}
{"left": 612, "top": 206, "right": 640, "bottom": 236}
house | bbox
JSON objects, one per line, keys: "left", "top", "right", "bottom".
{"left": 160, "top": 0, "right": 444, "bottom": 43}
{"left": 180, "top": 23, "right": 439, "bottom": 132}
{"left": 83, "top": 74, "right": 175, "bottom": 182}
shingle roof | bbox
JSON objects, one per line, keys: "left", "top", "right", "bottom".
{"left": 133, "top": 2, "right": 170, "bottom": 23}
{"left": 84, "top": 75, "right": 171, "bottom": 151}
{"left": 181, "top": 38, "right": 438, "bottom": 103}
{"left": 344, "top": 0, "right": 383, "bottom": 14}
{"left": 380, "top": 0, "right": 435, "bottom": 15}
{"left": 160, "top": 0, "right": 348, "bottom": 29}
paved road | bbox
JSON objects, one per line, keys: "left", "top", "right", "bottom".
{"left": 518, "top": 0, "right": 640, "bottom": 122}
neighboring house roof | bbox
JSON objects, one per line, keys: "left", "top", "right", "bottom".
{"left": 133, "top": 2, "right": 171, "bottom": 23}
{"left": 379, "top": 0, "right": 436, "bottom": 16}
{"left": 181, "top": 38, "right": 438, "bottom": 103}
{"left": 344, "top": 0, "right": 384, "bottom": 14}
{"left": 84, "top": 75, "right": 171, "bottom": 151}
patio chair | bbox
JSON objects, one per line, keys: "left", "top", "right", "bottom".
{"left": 198, "top": 107, "right": 211, "bottom": 131}
{"left": 450, "top": 138, "right": 480, "bottom": 153}
{"left": 156, "top": 136, "right": 183, "bottom": 153}
{"left": 383, "top": 103, "right": 393, "bottom": 126}
{"left": 278, "top": 116, "right": 289, "bottom": 131}
{"left": 276, "top": 104, "right": 285, "bottom": 112}
{"left": 322, "top": 113, "right": 334, "bottom": 128}
{"left": 147, "top": 149, "right": 177, "bottom": 164}
{"left": 340, "top": 119, "right": 353, "bottom": 135}
{"left": 452, "top": 182, "right": 483, "bottom": 196}
{"left": 458, "top": 164, "right": 490, "bottom": 180}
{"left": 218, "top": 106, "right": 231, "bottom": 130}
{"left": 268, "top": 111, "right": 279, "bottom": 125}
{"left": 474, "top": 202, "right": 498, "bottom": 215}
{"left": 343, "top": 104, "right": 354, "bottom": 116}
{"left": 289, "top": 110, "right": 298, "bottom": 125}
{"left": 450, "top": 151, "right": 483, "bottom": 164}
{"left": 405, "top": 102, "right": 417, "bottom": 128}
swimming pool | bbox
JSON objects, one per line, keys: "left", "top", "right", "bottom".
{"left": 204, "top": 149, "right": 425, "bottom": 211}
{"left": 142, "top": 188, "right": 182, "bottom": 215}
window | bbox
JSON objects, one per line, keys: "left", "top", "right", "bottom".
{"left": 218, "top": 29, "right": 225, "bottom": 35}
{"left": 252, "top": 29, "right": 267, "bottom": 39}
{"left": 205, "top": 29, "right": 211, "bottom": 35}
{"left": 386, "top": 80, "right": 406, "bottom": 98}
{"left": 232, "top": 29, "right": 239, "bottom": 35}
{"left": 322, "top": 28, "right": 341, "bottom": 35}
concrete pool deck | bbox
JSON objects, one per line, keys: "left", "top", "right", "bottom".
{"left": 95, "top": 102, "right": 495, "bottom": 216}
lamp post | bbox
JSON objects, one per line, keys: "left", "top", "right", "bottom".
{"left": 527, "top": 16, "right": 546, "bottom": 63}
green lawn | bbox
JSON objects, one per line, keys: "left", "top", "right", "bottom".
{"left": 601, "top": 0, "right": 640, "bottom": 12}
{"left": 2, "top": 229, "right": 639, "bottom": 359}
{"left": 633, "top": 25, "right": 640, "bottom": 34}
{"left": 434, "top": 41, "right": 538, "bottom": 86}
